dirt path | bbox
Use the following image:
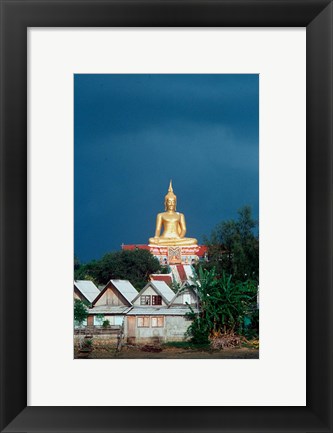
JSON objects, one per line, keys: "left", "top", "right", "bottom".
{"left": 77, "top": 346, "right": 259, "bottom": 359}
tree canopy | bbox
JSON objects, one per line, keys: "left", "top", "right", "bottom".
{"left": 74, "top": 299, "right": 89, "bottom": 326}
{"left": 74, "top": 249, "right": 161, "bottom": 290}
{"left": 200, "top": 205, "right": 259, "bottom": 282}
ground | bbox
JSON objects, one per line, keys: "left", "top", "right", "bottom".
{"left": 75, "top": 344, "right": 259, "bottom": 359}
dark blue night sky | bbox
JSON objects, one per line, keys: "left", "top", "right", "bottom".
{"left": 74, "top": 74, "right": 259, "bottom": 263}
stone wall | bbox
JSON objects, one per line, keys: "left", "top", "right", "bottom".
{"left": 74, "top": 334, "right": 118, "bottom": 348}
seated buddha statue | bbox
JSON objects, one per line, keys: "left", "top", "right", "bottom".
{"left": 149, "top": 181, "right": 198, "bottom": 246}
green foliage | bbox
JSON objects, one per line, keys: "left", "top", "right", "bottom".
{"left": 170, "top": 280, "right": 182, "bottom": 294}
{"left": 186, "top": 267, "right": 258, "bottom": 342}
{"left": 81, "top": 338, "right": 93, "bottom": 351}
{"left": 74, "top": 260, "right": 101, "bottom": 285}
{"left": 74, "top": 299, "right": 88, "bottom": 326}
{"left": 83, "top": 338, "right": 92, "bottom": 348}
{"left": 243, "top": 308, "right": 259, "bottom": 339}
{"left": 160, "top": 266, "right": 171, "bottom": 274}
{"left": 200, "top": 205, "right": 259, "bottom": 282}
{"left": 74, "top": 249, "right": 161, "bottom": 290}
{"left": 185, "top": 319, "right": 210, "bottom": 345}
{"left": 102, "top": 319, "right": 110, "bottom": 328}
{"left": 74, "top": 255, "right": 81, "bottom": 270}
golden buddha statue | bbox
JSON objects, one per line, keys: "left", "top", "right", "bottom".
{"left": 149, "top": 181, "right": 198, "bottom": 246}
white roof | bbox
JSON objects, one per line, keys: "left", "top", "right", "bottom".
{"left": 110, "top": 279, "right": 138, "bottom": 303}
{"left": 170, "top": 286, "right": 198, "bottom": 305}
{"left": 88, "top": 305, "right": 131, "bottom": 314}
{"left": 184, "top": 265, "right": 195, "bottom": 280}
{"left": 149, "top": 281, "right": 175, "bottom": 303}
{"left": 74, "top": 280, "right": 100, "bottom": 303}
{"left": 127, "top": 306, "right": 197, "bottom": 316}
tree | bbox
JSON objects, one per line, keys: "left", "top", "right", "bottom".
{"left": 74, "top": 255, "right": 81, "bottom": 271}
{"left": 74, "top": 299, "right": 89, "bottom": 347}
{"left": 74, "top": 249, "right": 161, "bottom": 290}
{"left": 186, "top": 267, "right": 258, "bottom": 343}
{"left": 201, "top": 205, "right": 259, "bottom": 281}
{"left": 74, "top": 299, "right": 89, "bottom": 326}
{"left": 74, "top": 260, "right": 101, "bottom": 285}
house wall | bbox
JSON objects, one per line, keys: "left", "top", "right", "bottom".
{"left": 74, "top": 287, "right": 89, "bottom": 302}
{"left": 126, "top": 315, "right": 191, "bottom": 343}
{"left": 86, "top": 314, "right": 125, "bottom": 326}
{"left": 172, "top": 290, "right": 197, "bottom": 306}
{"left": 95, "top": 286, "right": 127, "bottom": 307}
{"left": 132, "top": 286, "right": 168, "bottom": 306}
{"left": 102, "top": 315, "right": 124, "bottom": 326}
{"left": 165, "top": 316, "right": 192, "bottom": 340}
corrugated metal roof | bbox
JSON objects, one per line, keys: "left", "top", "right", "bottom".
{"left": 170, "top": 286, "right": 199, "bottom": 306}
{"left": 127, "top": 306, "right": 198, "bottom": 316}
{"left": 88, "top": 306, "right": 131, "bottom": 314}
{"left": 111, "top": 279, "right": 138, "bottom": 303}
{"left": 150, "top": 280, "right": 175, "bottom": 303}
{"left": 74, "top": 280, "right": 100, "bottom": 303}
{"left": 184, "top": 265, "right": 195, "bottom": 280}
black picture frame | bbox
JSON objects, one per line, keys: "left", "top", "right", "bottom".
{"left": 1, "top": 1, "right": 332, "bottom": 432}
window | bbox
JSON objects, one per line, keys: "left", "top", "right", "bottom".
{"left": 183, "top": 294, "right": 191, "bottom": 304}
{"left": 151, "top": 317, "right": 164, "bottom": 327}
{"left": 152, "top": 295, "right": 162, "bottom": 305}
{"left": 114, "top": 316, "right": 123, "bottom": 325}
{"left": 94, "top": 315, "right": 104, "bottom": 326}
{"left": 140, "top": 295, "right": 151, "bottom": 305}
{"left": 137, "top": 316, "right": 150, "bottom": 327}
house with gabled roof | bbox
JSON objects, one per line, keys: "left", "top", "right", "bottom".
{"left": 170, "top": 286, "right": 199, "bottom": 307}
{"left": 74, "top": 278, "right": 199, "bottom": 343}
{"left": 132, "top": 280, "right": 175, "bottom": 307}
{"left": 125, "top": 280, "right": 198, "bottom": 343}
{"left": 74, "top": 280, "right": 100, "bottom": 305}
{"left": 87, "top": 279, "right": 138, "bottom": 327}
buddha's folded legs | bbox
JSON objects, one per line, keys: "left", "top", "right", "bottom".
{"left": 149, "top": 237, "right": 198, "bottom": 246}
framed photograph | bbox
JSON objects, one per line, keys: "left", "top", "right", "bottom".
{"left": 1, "top": 1, "right": 332, "bottom": 432}
{"left": 73, "top": 72, "right": 260, "bottom": 361}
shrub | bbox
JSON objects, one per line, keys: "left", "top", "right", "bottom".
{"left": 82, "top": 338, "right": 93, "bottom": 349}
{"left": 185, "top": 319, "right": 210, "bottom": 345}
{"left": 102, "top": 319, "right": 110, "bottom": 328}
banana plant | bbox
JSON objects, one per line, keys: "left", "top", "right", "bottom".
{"left": 186, "top": 267, "right": 258, "bottom": 342}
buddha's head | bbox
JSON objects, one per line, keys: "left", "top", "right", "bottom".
{"left": 164, "top": 180, "right": 177, "bottom": 211}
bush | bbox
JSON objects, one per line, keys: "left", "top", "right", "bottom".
{"left": 186, "top": 320, "right": 210, "bottom": 345}
{"left": 102, "top": 319, "right": 110, "bottom": 328}
{"left": 243, "top": 309, "right": 259, "bottom": 339}
{"left": 82, "top": 338, "right": 93, "bottom": 349}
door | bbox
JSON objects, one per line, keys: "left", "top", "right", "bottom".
{"left": 127, "top": 316, "right": 136, "bottom": 343}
